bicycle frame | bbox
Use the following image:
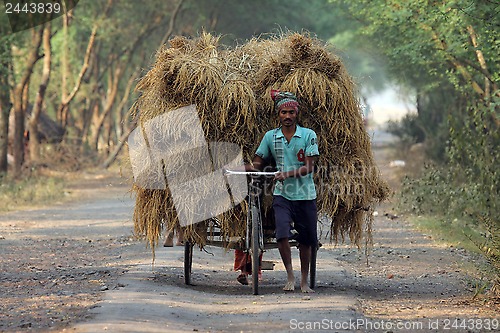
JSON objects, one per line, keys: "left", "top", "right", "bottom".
{"left": 246, "top": 177, "right": 264, "bottom": 251}
{"left": 183, "top": 169, "right": 319, "bottom": 294}
{"left": 225, "top": 169, "right": 276, "bottom": 294}
{"left": 225, "top": 169, "right": 276, "bottom": 250}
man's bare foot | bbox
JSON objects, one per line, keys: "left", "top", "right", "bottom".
{"left": 283, "top": 281, "right": 295, "bottom": 291}
{"left": 300, "top": 285, "right": 315, "bottom": 293}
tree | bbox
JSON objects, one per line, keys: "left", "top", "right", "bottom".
{"left": 329, "top": 0, "right": 499, "bottom": 148}
{"left": 28, "top": 22, "right": 52, "bottom": 162}
{"left": 56, "top": 0, "right": 112, "bottom": 128}
{"left": 330, "top": 0, "right": 499, "bottom": 100}
{"left": 11, "top": 26, "right": 44, "bottom": 176}
{"left": 330, "top": 0, "right": 499, "bottom": 285}
{"left": 0, "top": 34, "right": 12, "bottom": 175}
{"left": 2, "top": 0, "right": 364, "bottom": 174}
{"left": 54, "top": 0, "right": 184, "bottom": 153}
{"left": 102, "top": 0, "right": 185, "bottom": 168}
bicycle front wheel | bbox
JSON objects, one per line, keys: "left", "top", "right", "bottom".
{"left": 251, "top": 205, "right": 260, "bottom": 295}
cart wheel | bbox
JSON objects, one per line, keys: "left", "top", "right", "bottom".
{"left": 251, "top": 206, "right": 260, "bottom": 295}
{"left": 309, "top": 243, "right": 318, "bottom": 289}
{"left": 184, "top": 241, "right": 193, "bottom": 285}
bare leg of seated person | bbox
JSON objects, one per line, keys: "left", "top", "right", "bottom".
{"left": 175, "top": 228, "right": 184, "bottom": 246}
{"left": 163, "top": 230, "right": 174, "bottom": 247}
{"left": 234, "top": 250, "right": 249, "bottom": 285}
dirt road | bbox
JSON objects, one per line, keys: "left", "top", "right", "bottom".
{"left": 1, "top": 146, "right": 498, "bottom": 332}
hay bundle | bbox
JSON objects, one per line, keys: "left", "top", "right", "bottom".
{"left": 130, "top": 32, "right": 390, "bottom": 255}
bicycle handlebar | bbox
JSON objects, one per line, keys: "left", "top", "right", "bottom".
{"left": 223, "top": 169, "right": 278, "bottom": 177}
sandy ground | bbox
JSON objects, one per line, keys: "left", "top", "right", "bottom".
{"left": 1, "top": 142, "right": 498, "bottom": 332}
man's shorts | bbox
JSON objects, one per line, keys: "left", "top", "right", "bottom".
{"left": 272, "top": 195, "right": 318, "bottom": 247}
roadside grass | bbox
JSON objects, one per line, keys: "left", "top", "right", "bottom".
{"left": 0, "top": 152, "right": 131, "bottom": 213}
{"left": 376, "top": 136, "right": 498, "bottom": 300}
{"left": 408, "top": 214, "right": 498, "bottom": 298}
{"left": 0, "top": 175, "right": 66, "bottom": 212}
{"left": 409, "top": 215, "right": 485, "bottom": 254}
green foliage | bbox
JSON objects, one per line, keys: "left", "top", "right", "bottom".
{"left": 467, "top": 215, "right": 500, "bottom": 297}
{"left": 385, "top": 109, "right": 449, "bottom": 163}
{"left": 332, "top": 0, "right": 498, "bottom": 264}
{"left": 329, "top": 0, "right": 500, "bottom": 131}
{"left": 386, "top": 113, "right": 425, "bottom": 146}
{"left": 447, "top": 98, "right": 500, "bottom": 217}
{"left": 179, "top": 0, "right": 343, "bottom": 43}
{"left": 329, "top": 31, "right": 389, "bottom": 94}
{"left": 400, "top": 166, "right": 486, "bottom": 220}
{"left": 399, "top": 161, "right": 499, "bottom": 292}
{"left": 399, "top": 98, "right": 499, "bottom": 293}
{"left": 409, "top": 215, "right": 486, "bottom": 255}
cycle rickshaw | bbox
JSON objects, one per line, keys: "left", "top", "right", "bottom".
{"left": 182, "top": 170, "right": 319, "bottom": 295}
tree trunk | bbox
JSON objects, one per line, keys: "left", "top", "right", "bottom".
{"left": 0, "top": 38, "right": 12, "bottom": 175}
{"left": 81, "top": 99, "right": 97, "bottom": 147}
{"left": 11, "top": 26, "right": 44, "bottom": 176}
{"left": 115, "top": 65, "right": 140, "bottom": 137}
{"left": 0, "top": 102, "right": 9, "bottom": 175}
{"left": 75, "top": 49, "right": 100, "bottom": 149}
{"left": 58, "top": 25, "right": 97, "bottom": 128}
{"left": 29, "top": 23, "right": 52, "bottom": 163}
{"left": 57, "top": 0, "right": 114, "bottom": 128}
{"left": 103, "top": 111, "right": 112, "bottom": 155}
{"left": 59, "top": 6, "right": 69, "bottom": 125}
{"left": 159, "top": 0, "right": 185, "bottom": 46}
{"left": 102, "top": 0, "right": 184, "bottom": 169}
{"left": 90, "top": 64, "right": 122, "bottom": 151}
{"left": 101, "top": 116, "right": 137, "bottom": 169}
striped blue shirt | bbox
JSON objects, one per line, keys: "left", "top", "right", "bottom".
{"left": 255, "top": 125, "right": 319, "bottom": 200}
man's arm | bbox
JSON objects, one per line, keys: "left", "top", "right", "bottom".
{"left": 224, "top": 155, "right": 265, "bottom": 172}
{"left": 274, "top": 155, "right": 317, "bottom": 181}
{"left": 247, "top": 155, "right": 265, "bottom": 171}
{"left": 225, "top": 131, "right": 269, "bottom": 172}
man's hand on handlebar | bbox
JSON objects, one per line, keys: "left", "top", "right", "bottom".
{"left": 274, "top": 171, "right": 288, "bottom": 181}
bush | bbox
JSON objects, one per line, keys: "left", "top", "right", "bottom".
{"left": 386, "top": 113, "right": 425, "bottom": 146}
{"left": 386, "top": 113, "right": 448, "bottom": 162}
{"left": 399, "top": 166, "right": 485, "bottom": 219}
{"left": 398, "top": 99, "right": 499, "bottom": 295}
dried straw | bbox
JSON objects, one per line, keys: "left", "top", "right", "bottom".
{"left": 129, "top": 31, "right": 390, "bottom": 257}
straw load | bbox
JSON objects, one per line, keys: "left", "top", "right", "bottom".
{"left": 130, "top": 32, "right": 390, "bottom": 256}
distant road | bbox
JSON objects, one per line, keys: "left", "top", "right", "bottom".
{"left": 367, "top": 127, "right": 398, "bottom": 147}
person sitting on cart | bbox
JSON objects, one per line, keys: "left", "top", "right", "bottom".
{"left": 234, "top": 248, "right": 262, "bottom": 285}
{"left": 239, "top": 89, "right": 319, "bottom": 293}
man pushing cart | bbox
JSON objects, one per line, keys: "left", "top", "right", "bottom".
{"left": 226, "top": 90, "right": 319, "bottom": 293}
